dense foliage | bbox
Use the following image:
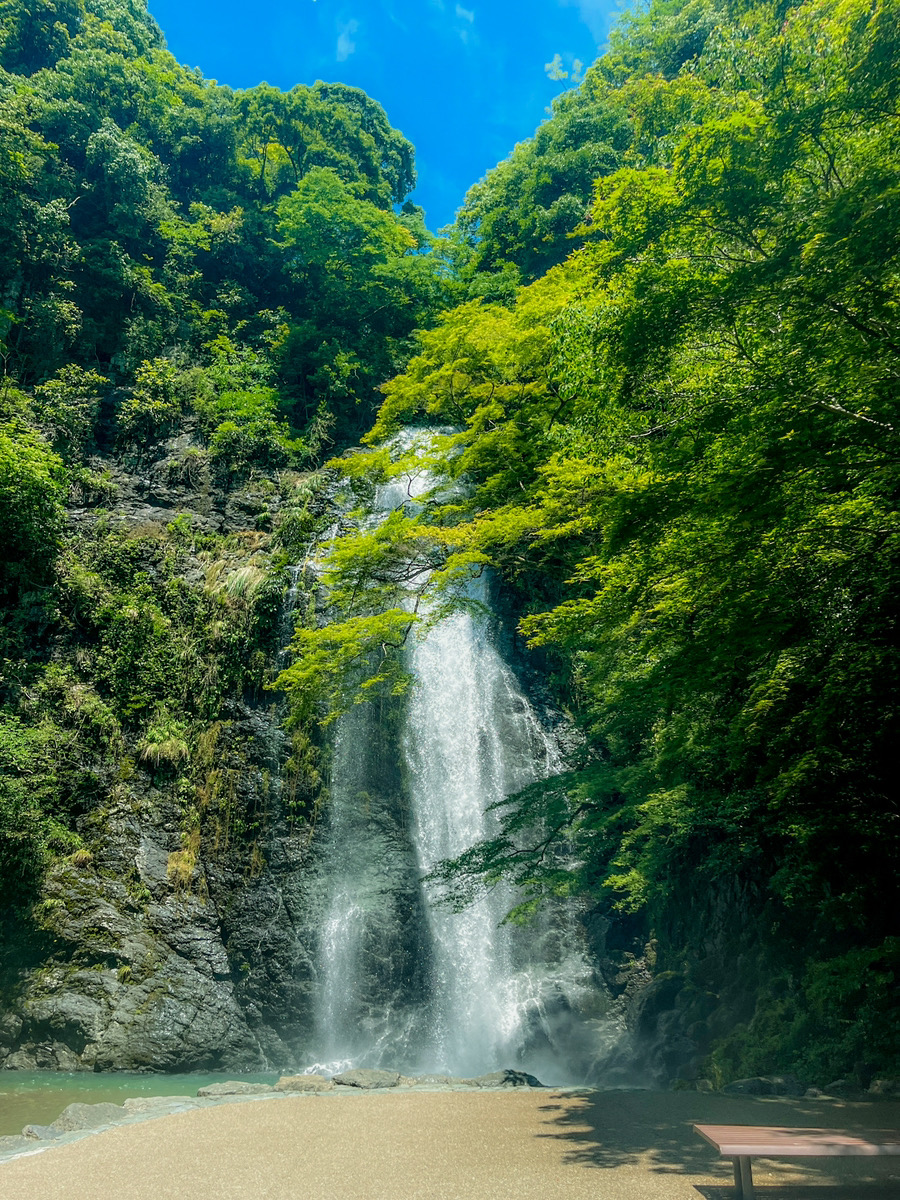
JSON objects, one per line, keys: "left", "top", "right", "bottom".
{"left": 0, "top": 0, "right": 896, "bottom": 1084}
{"left": 0, "top": 0, "right": 445, "bottom": 435}
{"left": 0, "top": 0, "right": 438, "bottom": 931}
{"left": 289, "top": 0, "right": 900, "bottom": 1082}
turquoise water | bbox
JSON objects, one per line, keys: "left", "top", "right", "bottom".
{"left": 0, "top": 1071, "right": 279, "bottom": 1136}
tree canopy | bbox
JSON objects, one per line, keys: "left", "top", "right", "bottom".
{"left": 0, "top": 0, "right": 442, "bottom": 446}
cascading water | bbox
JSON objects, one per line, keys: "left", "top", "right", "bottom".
{"left": 301, "top": 435, "right": 608, "bottom": 1082}
{"left": 404, "top": 573, "right": 570, "bottom": 1077}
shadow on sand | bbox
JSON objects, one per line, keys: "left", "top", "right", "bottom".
{"left": 693, "top": 1190, "right": 900, "bottom": 1198}
{"left": 534, "top": 1089, "right": 900, "bottom": 1197}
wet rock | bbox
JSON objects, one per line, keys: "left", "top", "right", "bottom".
{"left": 25, "top": 989, "right": 107, "bottom": 1050}
{"left": 274, "top": 1073, "right": 335, "bottom": 1093}
{"left": 468, "top": 1070, "right": 544, "bottom": 1088}
{"left": 0, "top": 1011, "right": 23, "bottom": 1051}
{"left": 768, "top": 1075, "right": 806, "bottom": 1097}
{"left": 0, "top": 1135, "right": 33, "bottom": 1155}
{"left": 196, "top": 1081, "right": 274, "bottom": 1097}
{"left": 145, "top": 900, "right": 233, "bottom": 979}
{"left": 633, "top": 972, "right": 685, "bottom": 1036}
{"left": 135, "top": 836, "right": 171, "bottom": 899}
{"left": 333, "top": 1069, "right": 401, "bottom": 1089}
{"left": 22, "top": 1124, "right": 67, "bottom": 1140}
{"left": 4, "top": 1043, "right": 86, "bottom": 1071}
{"left": 50, "top": 1102, "right": 128, "bottom": 1131}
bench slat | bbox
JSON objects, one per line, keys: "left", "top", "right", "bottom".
{"left": 695, "top": 1124, "right": 900, "bottom": 1157}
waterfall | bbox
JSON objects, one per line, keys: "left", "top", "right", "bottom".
{"left": 404, "top": 574, "right": 564, "bottom": 1076}
{"left": 300, "top": 436, "right": 606, "bottom": 1082}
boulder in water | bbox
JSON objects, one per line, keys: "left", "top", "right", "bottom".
{"left": 333, "top": 1069, "right": 401, "bottom": 1089}
{"left": 0, "top": 1134, "right": 35, "bottom": 1156}
{"left": 196, "top": 1081, "right": 274, "bottom": 1097}
{"left": 49, "top": 1102, "right": 129, "bottom": 1131}
{"left": 22, "top": 1124, "right": 67, "bottom": 1140}
{"left": 275, "top": 1074, "right": 335, "bottom": 1093}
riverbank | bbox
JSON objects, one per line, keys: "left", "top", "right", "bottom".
{"left": 1, "top": 1088, "right": 898, "bottom": 1199}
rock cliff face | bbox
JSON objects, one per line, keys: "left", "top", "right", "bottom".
{"left": 1, "top": 727, "right": 315, "bottom": 1072}
{"left": 0, "top": 429, "right": 327, "bottom": 1072}
{"left": 0, "top": 428, "right": 670, "bottom": 1080}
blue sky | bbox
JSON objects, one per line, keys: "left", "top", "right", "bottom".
{"left": 146, "top": 0, "right": 622, "bottom": 230}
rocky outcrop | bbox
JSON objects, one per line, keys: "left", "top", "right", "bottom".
{"left": 332, "top": 1068, "right": 401, "bottom": 1089}
{"left": 0, "top": 816, "right": 306, "bottom": 1071}
{"left": 4, "top": 869, "right": 261, "bottom": 1071}
{"left": 69, "top": 434, "right": 287, "bottom": 538}
{"left": 197, "top": 1081, "right": 274, "bottom": 1097}
{"left": 275, "top": 1073, "right": 335, "bottom": 1093}
{"left": 0, "top": 437, "right": 328, "bottom": 1074}
{"left": 0, "top": 714, "right": 324, "bottom": 1071}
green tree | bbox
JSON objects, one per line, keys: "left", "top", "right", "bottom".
{"left": 452, "top": 68, "right": 631, "bottom": 283}
{"left": 0, "top": 422, "right": 63, "bottom": 598}
{"left": 0, "top": 0, "right": 84, "bottom": 75}
{"left": 236, "top": 81, "right": 415, "bottom": 206}
{"left": 275, "top": 167, "right": 445, "bottom": 434}
{"left": 34, "top": 362, "right": 107, "bottom": 456}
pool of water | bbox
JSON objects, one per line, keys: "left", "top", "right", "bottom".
{"left": 0, "top": 1071, "right": 279, "bottom": 1136}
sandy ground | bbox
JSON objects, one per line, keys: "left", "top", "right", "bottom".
{"left": 0, "top": 1089, "right": 898, "bottom": 1200}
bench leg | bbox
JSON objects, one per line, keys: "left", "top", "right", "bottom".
{"left": 732, "top": 1158, "right": 743, "bottom": 1197}
{"left": 732, "top": 1156, "right": 755, "bottom": 1199}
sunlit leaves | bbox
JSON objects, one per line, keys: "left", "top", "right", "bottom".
{"left": 276, "top": 609, "right": 418, "bottom": 726}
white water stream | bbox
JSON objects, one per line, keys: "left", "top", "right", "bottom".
{"left": 303, "top": 440, "right": 604, "bottom": 1081}
{"left": 404, "top": 573, "right": 566, "bottom": 1075}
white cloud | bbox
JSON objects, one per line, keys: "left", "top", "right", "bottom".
{"left": 336, "top": 18, "right": 359, "bottom": 62}
{"left": 455, "top": 4, "right": 475, "bottom": 20}
{"left": 559, "top": 0, "right": 610, "bottom": 42}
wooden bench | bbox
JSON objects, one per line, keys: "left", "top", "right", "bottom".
{"left": 694, "top": 1124, "right": 900, "bottom": 1197}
